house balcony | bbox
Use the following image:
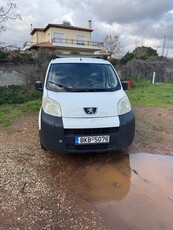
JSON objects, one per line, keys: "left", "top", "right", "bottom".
{"left": 51, "top": 37, "right": 104, "bottom": 52}
{"left": 23, "top": 38, "right": 104, "bottom": 53}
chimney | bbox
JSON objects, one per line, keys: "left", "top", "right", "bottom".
{"left": 88, "top": 20, "right": 92, "bottom": 29}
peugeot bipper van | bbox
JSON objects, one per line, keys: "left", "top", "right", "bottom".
{"left": 35, "top": 55, "right": 135, "bottom": 153}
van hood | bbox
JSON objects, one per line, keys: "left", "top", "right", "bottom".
{"left": 46, "top": 90, "right": 126, "bottom": 118}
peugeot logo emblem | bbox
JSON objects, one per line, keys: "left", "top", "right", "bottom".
{"left": 84, "top": 107, "right": 97, "bottom": 114}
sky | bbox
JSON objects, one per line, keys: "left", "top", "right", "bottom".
{"left": 1, "top": 0, "right": 173, "bottom": 57}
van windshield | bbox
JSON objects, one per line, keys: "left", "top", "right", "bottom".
{"left": 46, "top": 63, "right": 121, "bottom": 92}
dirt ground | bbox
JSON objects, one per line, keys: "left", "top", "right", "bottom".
{"left": 131, "top": 106, "right": 173, "bottom": 155}
{"left": 0, "top": 106, "right": 173, "bottom": 230}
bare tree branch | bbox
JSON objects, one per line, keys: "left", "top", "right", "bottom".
{"left": 0, "top": 1, "right": 21, "bottom": 32}
{"left": 104, "top": 33, "right": 123, "bottom": 58}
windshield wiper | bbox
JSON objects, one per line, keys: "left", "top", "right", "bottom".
{"left": 48, "top": 81, "right": 115, "bottom": 92}
{"left": 48, "top": 80, "right": 72, "bottom": 91}
{"left": 71, "top": 88, "right": 108, "bottom": 92}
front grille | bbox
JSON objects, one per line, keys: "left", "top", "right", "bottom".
{"left": 64, "top": 127, "right": 119, "bottom": 152}
{"left": 64, "top": 127, "right": 118, "bottom": 136}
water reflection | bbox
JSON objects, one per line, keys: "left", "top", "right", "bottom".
{"left": 48, "top": 151, "right": 173, "bottom": 230}
{"left": 70, "top": 153, "right": 173, "bottom": 230}
{"left": 96, "top": 153, "right": 173, "bottom": 230}
{"left": 77, "top": 154, "right": 131, "bottom": 202}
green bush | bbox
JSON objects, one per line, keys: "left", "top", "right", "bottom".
{"left": 0, "top": 49, "right": 8, "bottom": 63}
{"left": 0, "top": 85, "right": 42, "bottom": 105}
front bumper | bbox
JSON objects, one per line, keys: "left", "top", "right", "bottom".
{"left": 39, "top": 109, "right": 135, "bottom": 153}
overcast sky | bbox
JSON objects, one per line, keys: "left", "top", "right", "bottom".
{"left": 1, "top": 0, "right": 173, "bottom": 57}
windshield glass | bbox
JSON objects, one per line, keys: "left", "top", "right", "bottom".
{"left": 46, "top": 63, "right": 120, "bottom": 92}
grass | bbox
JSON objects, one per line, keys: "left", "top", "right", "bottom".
{"left": 0, "top": 99, "right": 41, "bottom": 127}
{"left": 125, "top": 79, "right": 173, "bottom": 107}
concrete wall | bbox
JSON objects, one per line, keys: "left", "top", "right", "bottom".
{"left": 0, "top": 71, "right": 26, "bottom": 86}
{"left": 0, "top": 64, "right": 41, "bottom": 87}
{"left": 1, "top": 60, "right": 173, "bottom": 87}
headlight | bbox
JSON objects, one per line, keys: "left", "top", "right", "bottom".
{"left": 117, "top": 96, "right": 131, "bottom": 115}
{"left": 42, "top": 97, "right": 61, "bottom": 117}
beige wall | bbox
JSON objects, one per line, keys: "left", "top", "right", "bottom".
{"left": 49, "top": 28, "right": 91, "bottom": 41}
{"left": 45, "top": 28, "right": 53, "bottom": 42}
{"left": 32, "top": 27, "right": 91, "bottom": 44}
{"left": 32, "top": 31, "right": 45, "bottom": 43}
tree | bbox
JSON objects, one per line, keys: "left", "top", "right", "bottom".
{"left": 104, "top": 33, "right": 123, "bottom": 58}
{"left": 121, "top": 51, "right": 134, "bottom": 63}
{"left": 133, "top": 46, "right": 158, "bottom": 60}
{"left": 0, "top": 48, "right": 8, "bottom": 62}
{"left": 0, "top": 1, "right": 21, "bottom": 32}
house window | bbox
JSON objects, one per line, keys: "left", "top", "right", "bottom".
{"left": 53, "top": 32, "right": 65, "bottom": 43}
{"left": 76, "top": 35, "right": 85, "bottom": 45}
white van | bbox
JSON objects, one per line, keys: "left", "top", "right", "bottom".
{"left": 35, "top": 55, "right": 135, "bottom": 153}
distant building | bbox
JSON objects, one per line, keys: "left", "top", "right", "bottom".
{"left": 23, "top": 21, "right": 104, "bottom": 55}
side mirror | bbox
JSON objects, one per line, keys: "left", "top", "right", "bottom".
{"left": 35, "top": 80, "right": 43, "bottom": 91}
{"left": 121, "top": 81, "right": 128, "bottom": 90}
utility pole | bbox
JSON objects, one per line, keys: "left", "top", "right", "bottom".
{"left": 162, "top": 35, "right": 166, "bottom": 57}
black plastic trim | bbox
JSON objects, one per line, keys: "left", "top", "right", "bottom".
{"left": 39, "top": 109, "right": 135, "bottom": 154}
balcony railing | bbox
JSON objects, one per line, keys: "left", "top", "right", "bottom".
{"left": 51, "top": 37, "right": 104, "bottom": 48}
{"left": 23, "top": 38, "right": 104, "bottom": 50}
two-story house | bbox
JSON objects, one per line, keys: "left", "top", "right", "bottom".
{"left": 23, "top": 21, "right": 104, "bottom": 55}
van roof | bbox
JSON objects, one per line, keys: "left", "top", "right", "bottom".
{"left": 50, "top": 57, "right": 110, "bottom": 64}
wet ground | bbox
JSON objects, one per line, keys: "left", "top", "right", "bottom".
{"left": 73, "top": 152, "right": 173, "bottom": 230}
{"left": 1, "top": 149, "right": 173, "bottom": 229}
{"left": 29, "top": 151, "right": 173, "bottom": 230}
{"left": 1, "top": 111, "right": 173, "bottom": 229}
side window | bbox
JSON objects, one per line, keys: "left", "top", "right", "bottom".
{"left": 108, "top": 67, "right": 118, "bottom": 87}
{"left": 103, "top": 65, "right": 118, "bottom": 88}
{"left": 47, "top": 64, "right": 57, "bottom": 83}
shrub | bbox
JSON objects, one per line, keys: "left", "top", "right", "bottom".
{"left": 0, "top": 85, "right": 41, "bottom": 105}
{"left": 0, "top": 49, "right": 8, "bottom": 63}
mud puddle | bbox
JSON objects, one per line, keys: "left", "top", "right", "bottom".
{"left": 71, "top": 153, "right": 173, "bottom": 230}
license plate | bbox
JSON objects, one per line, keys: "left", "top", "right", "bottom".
{"left": 75, "top": 135, "right": 110, "bottom": 145}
